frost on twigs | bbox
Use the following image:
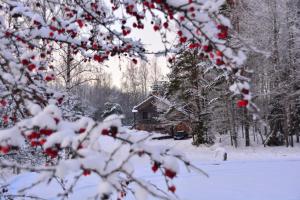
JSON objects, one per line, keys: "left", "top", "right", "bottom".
{"left": 0, "top": 0, "right": 248, "bottom": 199}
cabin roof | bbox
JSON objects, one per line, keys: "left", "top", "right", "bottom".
{"left": 132, "top": 95, "right": 171, "bottom": 112}
{"left": 132, "top": 95, "right": 189, "bottom": 117}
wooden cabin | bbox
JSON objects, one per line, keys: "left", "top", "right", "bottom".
{"left": 132, "top": 95, "right": 170, "bottom": 133}
{"left": 132, "top": 95, "right": 192, "bottom": 135}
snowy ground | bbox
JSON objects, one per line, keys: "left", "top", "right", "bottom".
{"left": 1, "top": 131, "right": 300, "bottom": 200}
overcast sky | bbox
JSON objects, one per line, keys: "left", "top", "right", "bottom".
{"left": 102, "top": 6, "right": 177, "bottom": 88}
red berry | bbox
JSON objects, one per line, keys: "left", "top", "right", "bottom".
{"left": 44, "top": 148, "right": 58, "bottom": 158}
{"left": 83, "top": 169, "right": 91, "bottom": 176}
{"left": 57, "top": 97, "right": 63, "bottom": 104}
{"left": 0, "top": 146, "right": 10, "bottom": 154}
{"left": 216, "top": 59, "right": 224, "bottom": 66}
{"left": 165, "top": 168, "right": 176, "bottom": 179}
{"left": 0, "top": 99, "right": 7, "bottom": 107}
{"left": 179, "top": 37, "right": 187, "bottom": 43}
{"left": 49, "top": 26, "right": 56, "bottom": 31}
{"left": 30, "top": 141, "right": 39, "bottom": 147}
{"left": 153, "top": 25, "right": 160, "bottom": 31}
{"left": 168, "top": 185, "right": 176, "bottom": 193}
{"left": 216, "top": 50, "right": 223, "bottom": 56}
{"left": 151, "top": 162, "right": 160, "bottom": 172}
{"left": 21, "top": 59, "right": 29, "bottom": 65}
{"left": 101, "top": 129, "right": 109, "bottom": 135}
{"left": 189, "top": 43, "right": 200, "bottom": 49}
{"left": 3, "top": 115, "right": 8, "bottom": 124}
{"left": 54, "top": 118, "right": 60, "bottom": 124}
{"left": 28, "top": 132, "right": 40, "bottom": 140}
{"left": 237, "top": 100, "right": 248, "bottom": 108}
{"left": 27, "top": 63, "right": 36, "bottom": 71}
{"left": 93, "top": 54, "right": 100, "bottom": 61}
{"left": 39, "top": 139, "right": 47, "bottom": 145}
{"left": 218, "top": 32, "right": 228, "bottom": 39}
{"left": 45, "top": 76, "right": 52, "bottom": 81}
{"left": 40, "top": 129, "right": 53, "bottom": 136}
{"left": 92, "top": 43, "right": 98, "bottom": 49}
{"left": 217, "top": 25, "right": 228, "bottom": 32}
{"left": 163, "top": 22, "right": 169, "bottom": 29}
{"left": 76, "top": 19, "right": 84, "bottom": 28}
{"left": 132, "top": 58, "right": 137, "bottom": 64}
{"left": 203, "top": 45, "right": 213, "bottom": 52}
{"left": 40, "top": 53, "right": 46, "bottom": 58}
{"left": 241, "top": 88, "right": 249, "bottom": 95}
{"left": 5, "top": 31, "right": 11, "bottom": 37}
{"left": 79, "top": 128, "right": 86, "bottom": 134}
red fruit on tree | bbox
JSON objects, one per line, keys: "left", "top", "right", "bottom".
{"left": 28, "top": 132, "right": 40, "bottom": 140}
{"left": 179, "top": 37, "right": 187, "bottom": 43}
{"left": 151, "top": 162, "right": 160, "bottom": 172}
{"left": 30, "top": 140, "right": 39, "bottom": 147}
{"left": 21, "top": 59, "right": 29, "bottom": 65}
{"left": 83, "top": 169, "right": 91, "bottom": 176}
{"left": 27, "top": 63, "right": 36, "bottom": 71}
{"left": 218, "top": 32, "right": 228, "bottom": 39}
{"left": 216, "top": 50, "right": 223, "bottom": 56}
{"left": 163, "top": 22, "right": 169, "bottom": 29}
{"left": 164, "top": 168, "right": 176, "bottom": 179}
{"left": 153, "top": 25, "right": 160, "bottom": 31}
{"left": 132, "top": 58, "right": 137, "bottom": 64}
{"left": 45, "top": 76, "right": 53, "bottom": 81}
{"left": 3, "top": 115, "right": 8, "bottom": 124}
{"left": 57, "top": 97, "right": 64, "bottom": 104}
{"left": 101, "top": 129, "right": 109, "bottom": 135}
{"left": 40, "top": 129, "right": 53, "bottom": 136}
{"left": 0, "top": 99, "right": 7, "bottom": 107}
{"left": 0, "top": 146, "right": 10, "bottom": 154}
{"left": 168, "top": 185, "right": 176, "bottom": 193}
{"left": 76, "top": 19, "right": 84, "bottom": 28}
{"left": 237, "top": 100, "right": 248, "bottom": 108}
{"left": 39, "top": 139, "right": 47, "bottom": 145}
{"left": 241, "top": 88, "right": 249, "bottom": 95}
{"left": 203, "top": 45, "right": 213, "bottom": 52}
{"left": 44, "top": 148, "right": 58, "bottom": 158}
{"left": 216, "top": 59, "right": 224, "bottom": 66}
{"left": 79, "top": 128, "right": 86, "bottom": 134}
{"left": 54, "top": 118, "right": 60, "bottom": 124}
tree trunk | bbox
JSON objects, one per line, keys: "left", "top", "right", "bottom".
{"left": 283, "top": 104, "right": 290, "bottom": 147}
{"left": 66, "top": 44, "right": 72, "bottom": 92}
{"left": 230, "top": 99, "right": 238, "bottom": 148}
{"left": 244, "top": 108, "right": 250, "bottom": 147}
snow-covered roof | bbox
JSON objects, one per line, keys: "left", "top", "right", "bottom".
{"left": 132, "top": 109, "right": 138, "bottom": 113}
{"left": 132, "top": 95, "right": 171, "bottom": 112}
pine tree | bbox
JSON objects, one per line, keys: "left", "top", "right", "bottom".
{"left": 101, "top": 102, "right": 123, "bottom": 119}
{"left": 167, "top": 49, "right": 224, "bottom": 145}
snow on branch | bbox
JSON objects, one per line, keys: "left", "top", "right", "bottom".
{"left": 0, "top": 0, "right": 251, "bottom": 199}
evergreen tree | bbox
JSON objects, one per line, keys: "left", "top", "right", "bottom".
{"left": 167, "top": 49, "right": 224, "bottom": 145}
{"left": 101, "top": 102, "right": 123, "bottom": 119}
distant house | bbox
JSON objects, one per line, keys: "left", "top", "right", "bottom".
{"left": 132, "top": 95, "right": 192, "bottom": 135}
{"left": 132, "top": 95, "right": 169, "bottom": 133}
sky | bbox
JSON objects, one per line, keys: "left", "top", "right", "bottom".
{"left": 102, "top": 3, "right": 177, "bottom": 88}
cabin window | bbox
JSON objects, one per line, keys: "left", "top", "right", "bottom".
{"left": 142, "top": 112, "right": 148, "bottom": 119}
